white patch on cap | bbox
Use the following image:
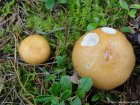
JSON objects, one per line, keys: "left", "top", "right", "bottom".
{"left": 86, "top": 62, "right": 94, "bottom": 69}
{"left": 81, "top": 33, "right": 99, "bottom": 46}
{"left": 101, "top": 27, "right": 116, "bottom": 34}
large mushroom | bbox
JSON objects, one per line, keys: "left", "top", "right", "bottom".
{"left": 18, "top": 35, "right": 51, "bottom": 64}
{"left": 72, "top": 27, "right": 135, "bottom": 90}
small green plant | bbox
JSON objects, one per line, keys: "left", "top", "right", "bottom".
{"left": 36, "top": 76, "right": 93, "bottom": 104}
{"left": 0, "top": 0, "right": 15, "bottom": 16}
{"left": 87, "top": 23, "right": 98, "bottom": 31}
{"left": 35, "top": 56, "right": 93, "bottom": 104}
{"left": 2, "top": 44, "right": 13, "bottom": 54}
{"left": 119, "top": 0, "right": 140, "bottom": 18}
{"left": 119, "top": 0, "right": 140, "bottom": 32}
{"left": 40, "top": 0, "right": 67, "bottom": 9}
{"left": 120, "top": 27, "right": 131, "bottom": 32}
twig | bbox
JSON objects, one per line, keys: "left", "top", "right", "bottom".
{"left": 20, "top": 94, "right": 34, "bottom": 105}
{"left": 67, "top": 96, "right": 77, "bottom": 101}
{"left": 83, "top": 91, "right": 91, "bottom": 102}
{"left": 14, "top": 89, "right": 25, "bottom": 105}
{"left": 35, "top": 27, "right": 75, "bottom": 36}
{"left": 1, "top": 86, "right": 15, "bottom": 104}
{"left": 65, "top": 20, "right": 67, "bottom": 45}
{"left": 0, "top": 13, "right": 17, "bottom": 26}
{"left": 120, "top": 7, "right": 130, "bottom": 29}
{"left": 67, "top": 19, "right": 71, "bottom": 40}
{"left": 0, "top": 34, "right": 13, "bottom": 49}
{"left": 113, "top": 8, "right": 122, "bottom": 20}
{"left": 0, "top": 56, "right": 56, "bottom": 65}
{"left": 9, "top": 59, "right": 29, "bottom": 94}
{"left": 36, "top": 66, "right": 50, "bottom": 76}
{"left": 97, "top": 90, "right": 115, "bottom": 105}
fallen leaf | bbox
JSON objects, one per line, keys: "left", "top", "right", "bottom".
{"left": 132, "top": 19, "right": 139, "bottom": 30}
{"left": 128, "top": 26, "right": 136, "bottom": 34}
{"left": 68, "top": 68, "right": 79, "bottom": 84}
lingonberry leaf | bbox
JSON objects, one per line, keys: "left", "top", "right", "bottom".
{"left": 61, "top": 90, "right": 71, "bottom": 100}
{"left": 75, "top": 76, "right": 93, "bottom": 96}
{"left": 51, "top": 95, "right": 59, "bottom": 105}
{"left": 87, "top": 23, "right": 98, "bottom": 31}
{"left": 58, "top": 0, "right": 67, "bottom": 4}
{"left": 56, "top": 56, "right": 65, "bottom": 68}
{"left": 71, "top": 97, "right": 82, "bottom": 105}
{"left": 92, "top": 94, "right": 100, "bottom": 101}
{"left": 121, "top": 27, "right": 130, "bottom": 32}
{"left": 45, "top": 0, "right": 55, "bottom": 9}
{"left": 36, "top": 95, "right": 51, "bottom": 102}
{"left": 119, "top": 0, "right": 128, "bottom": 10}
{"left": 60, "top": 76, "right": 72, "bottom": 92}
{"left": 50, "top": 82, "right": 60, "bottom": 96}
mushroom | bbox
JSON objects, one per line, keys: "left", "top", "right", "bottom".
{"left": 72, "top": 27, "right": 135, "bottom": 90}
{"left": 18, "top": 35, "right": 51, "bottom": 64}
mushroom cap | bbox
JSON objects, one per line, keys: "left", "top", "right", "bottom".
{"left": 72, "top": 27, "right": 135, "bottom": 90}
{"left": 18, "top": 35, "right": 51, "bottom": 64}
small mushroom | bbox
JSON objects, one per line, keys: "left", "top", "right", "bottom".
{"left": 18, "top": 35, "right": 51, "bottom": 64}
{"left": 72, "top": 27, "right": 135, "bottom": 90}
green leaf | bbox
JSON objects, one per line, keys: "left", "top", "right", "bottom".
{"left": 94, "top": 17, "right": 100, "bottom": 23}
{"left": 130, "top": 4, "right": 140, "bottom": 9}
{"left": 43, "top": 67, "right": 46, "bottom": 73}
{"left": 128, "top": 11, "right": 135, "bottom": 18}
{"left": 130, "top": 9, "right": 137, "bottom": 14}
{"left": 99, "top": 20, "right": 107, "bottom": 26}
{"left": 52, "top": 66, "right": 62, "bottom": 72}
{"left": 40, "top": 0, "right": 47, "bottom": 2}
{"left": 56, "top": 56, "right": 65, "bottom": 68}
{"left": 45, "top": 83, "right": 49, "bottom": 89}
{"left": 119, "top": 0, "right": 128, "bottom": 10}
{"left": 58, "top": 0, "right": 67, "bottom": 4}
{"left": 75, "top": 77, "right": 93, "bottom": 96}
{"left": 50, "top": 82, "right": 60, "bottom": 96}
{"left": 87, "top": 23, "right": 98, "bottom": 31}
{"left": 36, "top": 95, "right": 51, "bottom": 102}
{"left": 45, "top": 74, "right": 57, "bottom": 82}
{"left": 45, "top": 0, "right": 55, "bottom": 9}
{"left": 97, "top": 92, "right": 105, "bottom": 98}
{"left": 45, "top": 76, "right": 51, "bottom": 82}
{"left": 92, "top": 94, "right": 100, "bottom": 101}
{"left": 50, "top": 74, "right": 57, "bottom": 81}
{"left": 128, "top": 9, "right": 137, "bottom": 18}
{"left": 60, "top": 101, "right": 65, "bottom": 105}
{"left": 51, "top": 95, "right": 59, "bottom": 105}
{"left": 60, "top": 76, "right": 72, "bottom": 92}
{"left": 121, "top": 27, "right": 130, "bottom": 32}
{"left": 61, "top": 90, "right": 71, "bottom": 100}
{"left": 43, "top": 101, "right": 51, "bottom": 105}
{"left": 68, "top": 62, "right": 73, "bottom": 70}
{"left": 71, "top": 97, "right": 82, "bottom": 105}
{"left": 61, "top": 70, "right": 66, "bottom": 78}
{"left": 79, "top": 94, "right": 85, "bottom": 100}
